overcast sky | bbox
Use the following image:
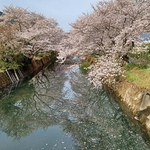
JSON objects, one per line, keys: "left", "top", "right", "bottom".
{"left": 0, "top": 0, "right": 100, "bottom": 31}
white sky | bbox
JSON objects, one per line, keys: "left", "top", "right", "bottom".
{"left": 0, "top": 0, "right": 100, "bottom": 31}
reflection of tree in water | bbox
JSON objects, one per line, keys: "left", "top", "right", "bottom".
{"left": 0, "top": 65, "right": 149, "bottom": 149}
{"left": 54, "top": 65, "right": 150, "bottom": 150}
{"left": 0, "top": 67, "right": 68, "bottom": 140}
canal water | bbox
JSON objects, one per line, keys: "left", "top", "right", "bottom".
{"left": 0, "top": 65, "right": 150, "bottom": 150}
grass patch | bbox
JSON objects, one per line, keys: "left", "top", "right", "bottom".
{"left": 124, "top": 68, "right": 150, "bottom": 90}
{"left": 36, "top": 51, "right": 53, "bottom": 59}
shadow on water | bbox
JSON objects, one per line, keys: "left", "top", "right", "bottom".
{"left": 0, "top": 64, "right": 150, "bottom": 150}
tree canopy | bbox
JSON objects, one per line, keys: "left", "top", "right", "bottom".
{"left": 1, "top": 1, "right": 150, "bottom": 87}
{"left": 69, "top": 0, "right": 150, "bottom": 87}
{"left": 0, "top": 6, "right": 66, "bottom": 59}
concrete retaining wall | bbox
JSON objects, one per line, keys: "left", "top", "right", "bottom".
{"left": 105, "top": 78, "right": 150, "bottom": 138}
{"left": 0, "top": 54, "right": 57, "bottom": 94}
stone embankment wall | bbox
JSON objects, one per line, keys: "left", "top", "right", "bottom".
{"left": 105, "top": 78, "right": 150, "bottom": 138}
{"left": 0, "top": 54, "right": 56, "bottom": 90}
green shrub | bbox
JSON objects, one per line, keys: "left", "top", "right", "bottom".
{"left": 13, "top": 53, "right": 25, "bottom": 63}
{"left": 129, "top": 51, "right": 150, "bottom": 60}
{"left": 79, "top": 55, "right": 96, "bottom": 74}
{"left": 124, "top": 62, "right": 149, "bottom": 70}
{"left": 145, "top": 43, "right": 150, "bottom": 53}
{"left": 36, "top": 52, "right": 53, "bottom": 58}
{"left": 79, "top": 61, "right": 91, "bottom": 74}
{"left": 127, "top": 50, "right": 150, "bottom": 69}
{"left": 0, "top": 52, "right": 26, "bottom": 70}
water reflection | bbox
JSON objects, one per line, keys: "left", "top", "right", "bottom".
{"left": 0, "top": 65, "right": 150, "bottom": 150}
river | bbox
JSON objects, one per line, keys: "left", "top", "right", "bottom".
{"left": 0, "top": 64, "right": 150, "bottom": 150}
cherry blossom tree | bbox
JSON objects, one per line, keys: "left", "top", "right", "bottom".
{"left": 70, "top": 0, "right": 150, "bottom": 87}
{"left": 0, "top": 17, "right": 19, "bottom": 66}
{"left": 0, "top": 6, "right": 66, "bottom": 58}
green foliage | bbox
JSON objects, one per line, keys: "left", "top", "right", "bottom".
{"left": 79, "top": 61, "right": 91, "bottom": 74}
{"left": 0, "top": 60, "right": 19, "bottom": 70}
{"left": 123, "top": 63, "right": 138, "bottom": 70}
{"left": 0, "top": 59, "right": 7, "bottom": 70}
{"left": 0, "top": 51, "right": 26, "bottom": 70}
{"left": 144, "top": 43, "right": 150, "bottom": 52}
{"left": 36, "top": 52, "right": 53, "bottom": 59}
{"left": 79, "top": 55, "right": 95, "bottom": 74}
{"left": 7, "top": 62, "right": 20, "bottom": 70}
{"left": 126, "top": 50, "right": 150, "bottom": 69}
{"left": 129, "top": 51, "right": 150, "bottom": 60}
{"left": 124, "top": 62, "right": 149, "bottom": 70}
{"left": 14, "top": 53, "right": 26, "bottom": 64}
